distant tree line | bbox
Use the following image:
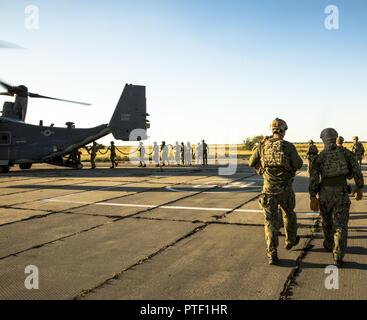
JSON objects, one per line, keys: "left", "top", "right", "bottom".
{"left": 243, "top": 135, "right": 264, "bottom": 150}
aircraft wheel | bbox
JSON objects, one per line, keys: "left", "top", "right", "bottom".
{"left": 19, "top": 163, "right": 32, "bottom": 170}
{"left": 0, "top": 166, "right": 10, "bottom": 173}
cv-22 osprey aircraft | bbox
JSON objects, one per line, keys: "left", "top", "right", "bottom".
{"left": 0, "top": 80, "right": 149, "bottom": 173}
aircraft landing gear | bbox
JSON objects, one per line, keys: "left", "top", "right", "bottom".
{"left": 0, "top": 165, "right": 10, "bottom": 173}
{"left": 19, "top": 163, "right": 32, "bottom": 170}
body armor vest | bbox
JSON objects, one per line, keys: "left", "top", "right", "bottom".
{"left": 308, "top": 145, "right": 318, "bottom": 156}
{"left": 319, "top": 148, "right": 350, "bottom": 179}
{"left": 352, "top": 143, "right": 364, "bottom": 156}
{"left": 260, "top": 139, "right": 291, "bottom": 169}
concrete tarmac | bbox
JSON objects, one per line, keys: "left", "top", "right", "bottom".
{"left": 0, "top": 162, "right": 366, "bottom": 300}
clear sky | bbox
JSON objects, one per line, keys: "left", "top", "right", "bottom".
{"left": 0, "top": 0, "right": 366, "bottom": 145}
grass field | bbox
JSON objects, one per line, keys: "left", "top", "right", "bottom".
{"left": 79, "top": 142, "right": 364, "bottom": 162}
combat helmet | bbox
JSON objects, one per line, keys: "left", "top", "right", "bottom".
{"left": 309, "top": 140, "right": 314, "bottom": 144}
{"left": 271, "top": 118, "right": 288, "bottom": 135}
{"left": 320, "top": 128, "right": 338, "bottom": 143}
{"left": 336, "top": 136, "right": 344, "bottom": 145}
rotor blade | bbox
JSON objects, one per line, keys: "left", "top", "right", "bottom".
{"left": 0, "top": 80, "right": 14, "bottom": 91}
{"left": 0, "top": 92, "right": 13, "bottom": 96}
{"left": 0, "top": 41, "right": 25, "bottom": 49}
{"left": 28, "top": 93, "right": 91, "bottom": 106}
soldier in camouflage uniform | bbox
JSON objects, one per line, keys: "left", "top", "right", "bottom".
{"left": 351, "top": 136, "right": 365, "bottom": 166}
{"left": 249, "top": 118, "right": 303, "bottom": 265}
{"left": 108, "top": 141, "right": 119, "bottom": 169}
{"left": 336, "top": 136, "right": 344, "bottom": 148}
{"left": 306, "top": 140, "right": 318, "bottom": 174}
{"left": 309, "top": 128, "right": 364, "bottom": 266}
{"left": 89, "top": 142, "right": 99, "bottom": 169}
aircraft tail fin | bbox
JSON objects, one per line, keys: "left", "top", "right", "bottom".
{"left": 108, "top": 84, "right": 149, "bottom": 141}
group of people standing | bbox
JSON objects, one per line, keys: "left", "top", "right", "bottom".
{"left": 306, "top": 135, "right": 365, "bottom": 173}
{"left": 138, "top": 140, "right": 209, "bottom": 167}
{"left": 79, "top": 139, "right": 209, "bottom": 169}
{"left": 85, "top": 141, "right": 119, "bottom": 169}
{"left": 249, "top": 118, "right": 364, "bottom": 267}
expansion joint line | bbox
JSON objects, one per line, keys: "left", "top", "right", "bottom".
{"left": 278, "top": 215, "right": 321, "bottom": 300}
{"left": 0, "top": 175, "right": 164, "bottom": 228}
{"left": 74, "top": 174, "right": 256, "bottom": 299}
{"left": 73, "top": 224, "right": 208, "bottom": 299}
{"left": 0, "top": 221, "right": 110, "bottom": 261}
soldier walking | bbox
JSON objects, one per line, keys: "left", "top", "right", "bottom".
{"left": 306, "top": 140, "right": 318, "bottom": 174}
{"left": 249, "top": 118, "right": 303, "bottom": 265}
{"left": 180, "top": 142, "right": 185, "bottom": 165}
{"left": 108, "top": 141, "right": 118, "bottom": 168}
{"left": 351, "top": 136, "right": 365, "bottom": 166}
{"left": 309, "top": 128, "right": 364, "bottom": 266}
{"left": 89, "top": 141, "right": 99, "bottom": 169}
{"left": 138, "top": 141, "right": 146, "bottom": 167}
{"left": 202, "top": 139, "right": 208, "bottom": 165}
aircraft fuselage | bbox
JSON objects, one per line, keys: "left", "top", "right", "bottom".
{"left": 0, "top": 118, "right": 110, "bottom": 166}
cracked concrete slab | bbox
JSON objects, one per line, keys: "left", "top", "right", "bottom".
{"left": 0, "top": 180, "right": 126, "bottom": 206}
{"left": 106, "top": 190, "right": 199, "bottom": 206}
{"left": 83, "top": 224, "right": 308, "bottom": 300}
{"left": 12, "top": 180, "right": 141, "bottom": 211}
{"left": 0, "top": 218, "right": 202, "bottom": 299}
{"left": 0, "top": 208, "right": 51, "bottom": 226}
{"left": 290, "top": 231, "right": 367, "bottom": 300}
{"left": 137, "top": 208, "right": 227, "bottom": 223}
{"left": 160, "top": 191, "right": 258, "bottom": 209}
{"left": 223, "top": 210, "right": 317, "bottom": 228}
{"left": 0, "top": 213, "right": 110, "bottom": 258}
{"left": 0, "top": 164, "right": 365, "bottom": 300}
{"left": 190, "top": 173, "right": 256, "bottom": 185}
{"left": 136, "top": 191, "right": 258, "bottom": 222}
{"left": 0, "top": 179, "right": 60, "bottom": 196}
{"left": 221, "top": 193, "right": 318, "bottom": 227}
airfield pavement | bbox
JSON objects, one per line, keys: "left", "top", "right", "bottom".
{"left": 0, "top": 161, "right": 366, "bottom": 300}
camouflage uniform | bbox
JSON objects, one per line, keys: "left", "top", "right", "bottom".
{"left": 90, "top": 142, "right": 98, "bottom": 169}
{"left": 202, "top": 140, "right": 208, "bottom": 165}
{"left": 109, "top": 142, "right": 118, "bottom": 168}
{"left": 351, "top": 137, "right": 365, "bottom": 166}
{"left": 336, "top": 136, "right": 344, "bottom": 148}
{"left": 309, "top": 129, "right": 364, "bottom": 265}
{"left": 249, "top": 119, "right": 303, "bottom": 263}
{"left": 306, "top": 141, "right": 318, "bottom": 174}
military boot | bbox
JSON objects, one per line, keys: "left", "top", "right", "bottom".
{"left": 334, "top": 254, "right": 344, "bottom": 267}
{"left": 285, "top": 236, "right": 300, "bottom": 250}
{"left": 323, "top": 239, "right": 333, "bottom": 252}
{"left": 268, "top": 252, "right": 279, "bottom": 265}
